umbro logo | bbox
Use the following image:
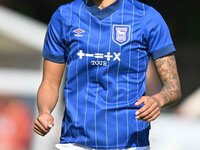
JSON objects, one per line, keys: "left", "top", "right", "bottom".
{"left": 73, "top": 28, "right": 85, "bottom": 37}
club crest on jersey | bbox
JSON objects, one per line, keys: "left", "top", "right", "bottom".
{"left": 112, "top": 25, "right": 130, "bottom": 46}
{"left": 73, "top": 28, "right": 85, "bottom": 37}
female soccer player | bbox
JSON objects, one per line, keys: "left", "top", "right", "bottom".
{"left": 34, "top": 0, "right": 181, "bottom": 149}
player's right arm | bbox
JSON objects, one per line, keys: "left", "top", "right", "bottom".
{"left": 34, "top": 60, "right": 65, "bottom": 136}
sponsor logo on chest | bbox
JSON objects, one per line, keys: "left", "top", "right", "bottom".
{"left": 77, "top": 50, "right": 121, "bottom": 66}
{"left": 74, "top": 25, "right": 131, "bottom": 66}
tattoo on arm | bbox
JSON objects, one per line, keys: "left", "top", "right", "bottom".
{"left": 154, "top": 55, "right": 181, "bottom": 106}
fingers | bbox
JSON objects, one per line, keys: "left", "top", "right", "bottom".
{"left": 135, "top": 97, "right": 150, "bottom": 116}
{"left": 37, "top": 114, "right": 54, "bottom": 130}
{"left": 34, "top": 120, "right": 49, "bottom": 135}
{"left": 146, "top": 111, "right": 160, "bottom": 122}
{"left": 33, "top": 113, "right": 54, "bottom": 136}
{"left": 136, "top": 103, "right": 156, "bottom": 119}
{"left": 34, "top": 124, "right": 47, "bottom": 136}
{"left": 34, "top": 127, "right": 44, "bottom": 136}
{"left": 135, "top": 96, "right": 161, "bottom": 122}
{"left": 34, "top": 120, "right": 50, "bottom": 136}
{"left": 142, "top": 107, "right": 160, "bottom": 122}
{"left": 135, "top": 96, "right": 146, "bottom": 107}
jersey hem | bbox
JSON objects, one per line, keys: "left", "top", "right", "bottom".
{"left": 58, "top": 143, "right": 150, "bottom": 149}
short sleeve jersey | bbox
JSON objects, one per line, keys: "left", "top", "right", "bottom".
{"left": 43, "top": 0, "right": 175, "bottom": 149}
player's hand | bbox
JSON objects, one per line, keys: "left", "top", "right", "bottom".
{"left": 34, "top": 112, "right": 54, "bottom": 136}
{"left": 135, "top": 96, "right": 161, "bottom": 122}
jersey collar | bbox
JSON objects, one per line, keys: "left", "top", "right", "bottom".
{"left": 84, "top": 0, "right": 123, "bottom": 20}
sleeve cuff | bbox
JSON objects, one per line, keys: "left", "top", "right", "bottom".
{"left": 42, "top": 50, "right": 66, "bottom": 64}
{"left": 151, "top": 44, "right": 176, "bottom": 60}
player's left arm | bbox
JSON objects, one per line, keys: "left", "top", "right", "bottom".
{"left": 135, "top": 54, "right": 181, "bottom": 122}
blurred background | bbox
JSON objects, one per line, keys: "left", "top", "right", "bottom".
{"left": 0, "top": 0, "right": 199, "bottom": 150}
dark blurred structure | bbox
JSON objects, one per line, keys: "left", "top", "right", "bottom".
{"left": 0, "top": 0, "right": 65, "bottom": 23}
{"left": 0, "top": 34, "right": 41, "bottom": 70}
{"left": 0, "top": 0, "right": 200, "bottom": 105}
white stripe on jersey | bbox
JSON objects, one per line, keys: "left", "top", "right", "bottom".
{"left": 84, "top": 9, "right": 92, "bottom": 146}
{"left": 105, "top": 13, "right": 114, "bottom": 149}
{"left": 116, "top": 1, "right": 126, "bottom": 147}
{"left": 94, "top": 21, "right": 102, "bottom": 148}
{"left": 126, "top": 1, "right": 136, "bottom": 145}
{"left": 66, "top": 2, "right": 74, "bottom": 143}
{"left": 142, "top": 3, "right": 148, "bottom": 146}
{"left": 75, "top": 2, "right": 84, "bottom": 143}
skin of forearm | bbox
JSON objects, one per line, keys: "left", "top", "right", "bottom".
{"left": 153, "top": 55, "right": 181, "bottom": 107}
{"left": 37, "top": 80, "right": 60, "bottom": 114}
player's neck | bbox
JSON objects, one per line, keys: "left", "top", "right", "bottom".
{"left": 92, "top": 0, "right": 116, "bottom": 9}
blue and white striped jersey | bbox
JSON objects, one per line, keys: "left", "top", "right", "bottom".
{"left": 43, "top": 0, "right": 175, "bottom": 149}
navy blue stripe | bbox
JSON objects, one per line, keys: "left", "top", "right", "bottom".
{"left": 151, "top": 44, "right": 176, "bottom": 60}
{"left": 42, "top": 50, "right": 66, "bottom": 63}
